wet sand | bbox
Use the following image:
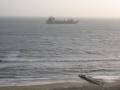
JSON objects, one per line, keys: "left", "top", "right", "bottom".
{"left": 0, "top": 80, "right": 120, "bottom": 90}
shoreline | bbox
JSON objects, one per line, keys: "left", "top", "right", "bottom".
{"left": 0, "top": 79, "right": 120, "bottom": 90}
{"left": 0, "top": 79, "right": 85, "bottom": 87}
{"left": 0, "top": 75, "right": 120, "bottom": 90}
{"left": 0, "top": 75, "right": 119, "bottom": 87}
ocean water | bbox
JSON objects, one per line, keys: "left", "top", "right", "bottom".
{"left": 0, "top": 18, "right": 120, "bottom": 86}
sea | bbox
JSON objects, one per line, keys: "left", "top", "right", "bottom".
{"left": 0, "top": 17, "right": 120, "bottom": 86}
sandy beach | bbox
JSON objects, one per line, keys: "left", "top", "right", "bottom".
{"left": 0, "top": 80, "right": 120, "bottom": 90}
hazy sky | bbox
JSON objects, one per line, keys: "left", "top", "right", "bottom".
{"left": 1, "top": 0, "right": 120, "bottom": 18}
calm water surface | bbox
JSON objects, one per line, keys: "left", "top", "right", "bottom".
{"left": 0, "top": 18, "right": 120, "bottom": 86}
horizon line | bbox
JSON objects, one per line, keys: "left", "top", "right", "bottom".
{"left": 1, "top": 16, "right": 120, "bottom": 19}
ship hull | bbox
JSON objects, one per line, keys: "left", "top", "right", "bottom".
{"left": 46, "top": 20, "right": 78, "bottom": 24}
{"left": 46, "top": 22, "right": 78, "bottom": 24}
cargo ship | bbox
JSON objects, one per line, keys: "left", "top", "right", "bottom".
{"left": 46, "top": 17, "right": 79, "bottom": 24}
